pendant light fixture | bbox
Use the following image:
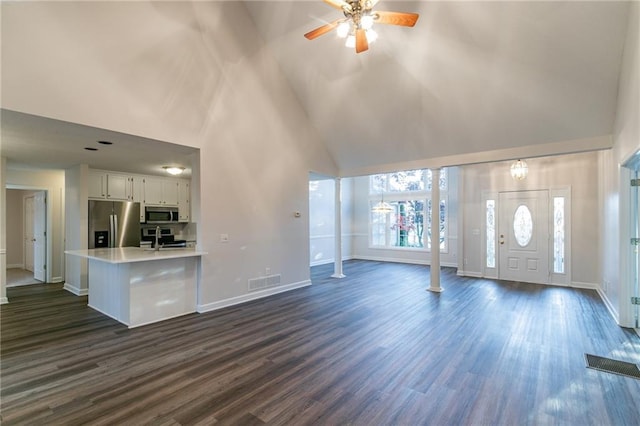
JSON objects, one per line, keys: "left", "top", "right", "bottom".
{"left": 371, "top": 195, "right": 393, "bottom": 213}
{"left": 510, "top": 159, "right": 528, "bottom": 181}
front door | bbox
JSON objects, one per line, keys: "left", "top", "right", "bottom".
{"left": 499, "top": 190, "right": 549, "bottom": 284}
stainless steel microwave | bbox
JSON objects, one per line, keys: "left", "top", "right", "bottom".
{"left": 144, "top": 206, "right": 179, "bottom": 224}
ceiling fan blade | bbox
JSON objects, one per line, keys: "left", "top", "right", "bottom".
{"left": 323, "top": 0, "right": 352, "bottom": 12}
{"left": 355, "top": 28, "right": 368, "bottom": 53}
{"left": 374, "top": 11, "right": 419, "bottom": 27}
{"left": 304, "top": 19, "right": 341, "bottom": 40}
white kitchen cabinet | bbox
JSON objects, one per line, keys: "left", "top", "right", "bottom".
{"left": 178, "top": 179, "right": 190, "bottom": 222}
{"left": 144, "top": 177, "right": 179, "bottom": 206}
{"left": 88, "top": 171, "right": 106, "bottom": 199}
{"left": 132, "top": 176, "right": 145, "bottom": 222}
{"left": 106, "top": 173, "right": 133, "bottom": 201}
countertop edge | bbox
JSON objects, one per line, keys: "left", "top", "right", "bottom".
{"left": 65, "top": 248, "right": 207, "bottom": 264}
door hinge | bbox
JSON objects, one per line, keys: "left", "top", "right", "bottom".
{"left": 631, "top": 238, "right": 640, "bottom": 246}
{"left": 44, "top": 264, "right": 47, "bottom": 270}
{"left": 631, "top": 297, "right": 640, "bottom": 305}
{"left": 631, "top": 179, "right": 639, "bottom": 187}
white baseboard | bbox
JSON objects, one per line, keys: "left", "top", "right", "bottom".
{"left": 570, "top": 281, "right": 599, "bottom": 290}
{"left": 0, "top": 297, "right": 8, "bottom": 304}
{"left": 63, "top": 283, "right": 89, "bottom": 296}
{"left": 52, "top": 276, "right": 63, "bottom": 284}
{"left": 597, "top": 287, "right": 620, "bottom": 325}
{"left": 7, "top": 263, "right": 24, "bottom": 269}
{"left": 456, "top": 270, "right": 483, "bottom": 278}
{"left": 310, "top": 256, "right": 355, "bottom": 267}
{"left": 352, "top": 255, "right": 457, "bottom": 268}
{"left": 198, "top": 280, "right": 311, "bottom": 313}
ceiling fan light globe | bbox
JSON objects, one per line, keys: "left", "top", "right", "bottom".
{"left": 345, "top": 34, "right": 356, "bottom": 48}
{"left": 366, "top": 29, "right": 378, "bottom": 43}
{"left": 337, "top": 22, "right": 350, "bottom": 38}
{"left": 361, "top": 15, "right": 374, "bottom": 30}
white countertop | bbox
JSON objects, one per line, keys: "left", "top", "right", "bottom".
{"left": 65, "top": 247, "right": 207, "bottom": 264}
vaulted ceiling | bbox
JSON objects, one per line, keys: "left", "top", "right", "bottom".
{"left": 1, "top": 1, "right": 633, "bottom": 176}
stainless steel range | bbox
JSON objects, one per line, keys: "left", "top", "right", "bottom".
{"left": 141, "top": 227, "right": 187, "bottom": 248}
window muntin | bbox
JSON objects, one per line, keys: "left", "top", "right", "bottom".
{"left": 370, "top": 168, "right": 448, "bottom": 251}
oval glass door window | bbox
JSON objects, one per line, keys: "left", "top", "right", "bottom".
{"left": 513, "top": 205, "right": 533, "bottom": 247}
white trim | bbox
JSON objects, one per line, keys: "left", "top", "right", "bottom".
{"left": 352, "top": 255, "right": 457, "bottom": 268}
{"left": 568, "top": 281, "right": 600, "bottom": 290}
{"left": 7, "top": 263, "right": 24, "bottom": 269}
{"left": 0, "top": 297, "right": 8, "bottom": 304}
{"left": 597, "top": 287, "right": 620, "bottom": 325}
{"left": 198, "top": 280, "right": 312, "bottom": 313}
{"left": 456, "top": 270, "right": 483, "bottom": 278}
{"left": 63, "top": 282, "right": 89, "bottom": 296}
{"left": 51, "top": 276, "right": 64, "bottom": 283}
{"left": 310, "top": 255, "right": 354, "bottom": 267}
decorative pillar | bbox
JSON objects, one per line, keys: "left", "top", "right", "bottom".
{"left": 429, "top": 168, "right": 443, "bottom": 292}
{"left": 331, "top": 177, "right": 345, "bottom": 278}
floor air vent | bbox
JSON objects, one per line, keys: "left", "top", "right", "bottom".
{"left": 248, "top": 274, "right": 282, "bottom": 292}
{"left": 585, "top": 354, "right": 640, "bottom": 379}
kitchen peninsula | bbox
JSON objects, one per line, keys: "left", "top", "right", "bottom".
{"left": 65, "top": 247, "right": 206, "bottom": 328}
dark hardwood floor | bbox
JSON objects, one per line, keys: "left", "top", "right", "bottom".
{"left": 2, "top": 260, "right": 640, "bottom": 425}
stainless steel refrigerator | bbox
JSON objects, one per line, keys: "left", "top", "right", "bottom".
{"left": 88, "top": 200, "right": 141, "bottom": 248}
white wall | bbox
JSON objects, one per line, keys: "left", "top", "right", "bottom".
{"left": 459, "top": 152, "right": 600, "bottom": 287}
{"left": 5, "top": 168, "right": 66, "bottom": 284}
{"left": 351, "top": 169, "right": 459, "bottom": 267}
{"left": 1, "top": 2, "right": 337, "bottom": 309}
{"left": 63, "top": 165, "right": 89, "bottom": 295}
{"left": 309, "top": 177, "right": 354, "bottom": 267}
{"left": 1, "top": 158, "right": 7, "bottom": 303}
{"left": 601, "top": 1, "right": 640, "bottom": 326}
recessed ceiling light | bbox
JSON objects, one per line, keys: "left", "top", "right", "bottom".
{"left": 97, "top": 140, "right": 113, "bottom": 145}
{"left": 84, "top": 147, "right": 98, "bottom": 151}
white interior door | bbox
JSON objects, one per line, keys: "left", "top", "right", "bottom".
{"left": 33, "top": 191, "right": 47, "bottom": 282}
{"left": 499, "top": 190, "right": 549, "bottom": 284}
{"left": 24, "top": 196, "right": 35, "bottom": 272}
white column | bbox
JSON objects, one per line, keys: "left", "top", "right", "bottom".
{"left": 331, "top": 177, "right": 345, "bottom": 278}
{"left": 428, "top": 168, "right": 443, "bottom": 292}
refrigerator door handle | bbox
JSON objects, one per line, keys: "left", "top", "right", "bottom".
{"left": 109, "top": 214, "right": 118, "bottom": 248}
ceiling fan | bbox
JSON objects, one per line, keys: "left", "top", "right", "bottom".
{"left": 304, "top": 0, "right": 419, "bottom": 54}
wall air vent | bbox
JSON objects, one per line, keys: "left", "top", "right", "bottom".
{"left": 248, "top": 274, "right": 282, "bottom": 292}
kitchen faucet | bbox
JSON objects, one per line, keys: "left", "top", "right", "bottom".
{"left": 155, "top": 226, "right": 161, "bottom": 251}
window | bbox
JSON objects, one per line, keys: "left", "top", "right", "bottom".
{"left": 370, "top": 169, "right": 448, "bottom": 251}
{"left": 553, "top": 197, "right": 565, "bottom": 274}
{"left": 513, "top": 205, "right": 533, "bottom": 247}
{"left": 486, "top": 200, "right": 496, "bottom": 268}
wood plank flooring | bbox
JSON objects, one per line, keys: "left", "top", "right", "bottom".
{"left": 2, "top": 260, "right": 640, "bottom": 425}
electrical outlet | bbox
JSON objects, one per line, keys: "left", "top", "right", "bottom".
{"left": 220, "top": 233, "right": 229, "bottom": 243}
{"left": 266, "top": 267, "right": 271, "bottom": 275}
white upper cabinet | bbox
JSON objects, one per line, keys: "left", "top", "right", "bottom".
{"left": 144, "top": 177, "right": 179, "bottom": 206}
{"left": 89, "top": 170, "right": 137, "bottom": 201}
{"left": 106, "top": 173, "right": 133, "bottom": 201}
{"left": 178, "top": 180, "right": 190, "bottom": 222}
{"left": 88, "top": 171, "right": 106, "bottom": 199}
{"left": 132, "top": 176, "right": 145, "bottom": 222}
{"left": 89, "top": 170, "right": 188, "bottom": 222}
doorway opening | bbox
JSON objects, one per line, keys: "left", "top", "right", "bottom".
{"left": 6, "top": 188, "right": 47, "bottom": 287}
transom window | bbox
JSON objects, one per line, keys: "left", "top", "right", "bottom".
{"left": 370, "top": 169, "right": 448, "bottom": 251}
